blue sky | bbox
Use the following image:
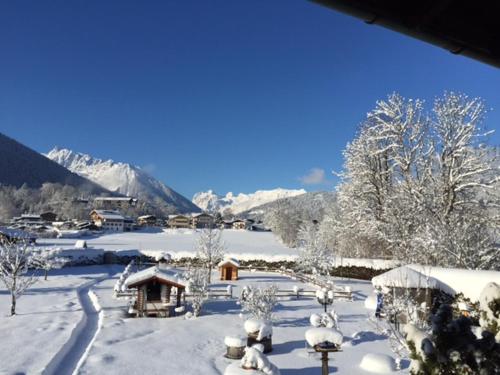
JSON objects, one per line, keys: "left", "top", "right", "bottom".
{"left": 1, "top": 1, "right": 499, "bottom": 198}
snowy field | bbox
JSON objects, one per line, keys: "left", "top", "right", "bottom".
{"left": 36, "top": 229, "right": 399, "bottom": 269}
{"left": 38, "top": 229, "right": 297, "bottom": 262}
{"left": 0, "top": 265, "right": 409, "bottom": 374}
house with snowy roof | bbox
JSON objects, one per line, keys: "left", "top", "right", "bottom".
{"left": 90, "top": 210, "right": 126, "bottom": 232}
{"left": 191, "top": 213, "right": 214, "bottom": 228}
{"left": 218, "top": 258, "right": 240, "bottom": 281}
{"left": 124, "top": 266, "right": 186, "bottom": 318}
{"left": 167, "top": 214, "right": 191, "bottom": 229}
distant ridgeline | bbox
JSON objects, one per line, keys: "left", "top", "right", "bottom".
{"left": 0, "top": 133, "right": 197, "bottom": 220}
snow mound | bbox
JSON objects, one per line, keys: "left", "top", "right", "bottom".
{"left": 364, "top": 294, "right": 377, "bottom": 310}
{"left": 305, "top": 327, "right": 343, "bottom": 347}
{"left": 224, "top": 336, "right": 247, "bottom": 348}
{"left": 359, "top": 353, "right": 396, "bottom": 373}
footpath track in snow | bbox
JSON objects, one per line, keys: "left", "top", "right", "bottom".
{"left": 42, "top": 271, "right": 113, "bottom": 375}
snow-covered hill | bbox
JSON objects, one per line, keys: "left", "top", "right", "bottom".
{"left": 46, "top": 147, "right": 200, "bottom": 213}
{"left": 192, "top": 188, "right": 306, "bottom": 214}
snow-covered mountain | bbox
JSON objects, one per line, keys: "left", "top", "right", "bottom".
{"left": 192, "top": 188, "right": 306, "bottom": 215}
{"left": 46, "top": 147, "right": 200, "bottom": 213}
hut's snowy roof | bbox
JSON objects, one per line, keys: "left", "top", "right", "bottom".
{"left": 218, "top": 257, "right": 240, "bottom": 268}
{"left": 124, "top": 266, "right": 185, "bottom": 288}
{"left": 372, "top": 266, "right": 439, "bottom": 289}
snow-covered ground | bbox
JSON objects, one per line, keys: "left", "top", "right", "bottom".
{"left": 0, "top": 266, "right": 409, "bottom": 374}
{"left": 36, "top": 229, "right": 399, "bottom": 269}
{"left": 81, "top": 268, "right": 408, "bottom": 374}
{"left": 0, "top": 265, "right": 117, "bottom": 374}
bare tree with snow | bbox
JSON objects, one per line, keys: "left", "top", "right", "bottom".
{"left": 184, "top": 267, "right": 209, "bottom": 317}
{"left": 196, "top": 226, "right": 224, "bottom": 284}
{"left": 0, "top": 240, "right": 38, "bottom": 316}
{"left": 333, "top": 92, "right": 499, "bottom": 269}
{"left": 239, "top": 284, "right": 278, "bottom": 321}
{"left": 32, "top": 248, "right": 67, "bottom": 280}
{"left": 296, "top": 222, "right": 333, "bottom": 277}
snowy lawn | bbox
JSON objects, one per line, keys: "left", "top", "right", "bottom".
{"left": 0, "top": 265, "right": 118, "bottom": 375}
{"left": 79, "top": 269, "right": 409, "bottom": 374}
{"left": 37, "top": 229, "right": 399, "bottom": 269}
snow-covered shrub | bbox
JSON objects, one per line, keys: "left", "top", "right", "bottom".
{"left": 239, "top": 284, "right": 278, "bottom": 321}
{"left": 478, "top": 282, "right": 500, "bottom": 340}
{"left": 309, "top": 310, "right": 338, "bottom": 329}
{"left": 406, "top": 304, "right": 500, "bottom": 374}
{"left": 185, "top": 267, "right": 209, "bottom": 317}
{"left": 240, "top": 347, "right": 280, "bottom": 375}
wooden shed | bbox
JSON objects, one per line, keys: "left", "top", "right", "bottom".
{"left": 218, "top": 258, "right": 240, "bottom": 281}
{"left": 125, "top": 266, "right": 186, "bottom": 318}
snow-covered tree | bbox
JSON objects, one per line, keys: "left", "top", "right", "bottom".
{"left": 334, "top": 92, "right": 499, "bottom": 269}
{"left": 0, "top": 240, "right": 38, "bottom": 315}
{"left": 296, "top": 222, "right": 333, "bottom": 276}
{"left": 239, "top": 284, "right": 278, "bottom": 321}
{"left": 185, "top": 267, "right": 209, "bottom": 317}
{"left": 406, "top": 304, "right": 500, "bottom": 374}
{"left": 196, "top": 226, "right": 224, "bottom": 284}
{"left": 32, "top": 248, "right": 67, "bottom": 280}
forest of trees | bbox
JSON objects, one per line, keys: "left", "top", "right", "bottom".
{"left": 266, "top": 92, "right": 499, "bottom": 270}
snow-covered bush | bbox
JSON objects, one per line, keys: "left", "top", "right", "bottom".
{"left": 239, "top": 284, "right": 278, "bottom": 321}
{"left": 310, "top": 310, "right": 338, "bottom": 329}
{"left": 406, "top": 304, "right": 500, "bottom": 374}
{"left": 478, "top": 282, "right": 500, "bottom": 340}
{"left": 185, "top": 267, "right": 209, "bottom": 317}
{"left": 240, "top": 347, "right": 280, "bottom": 375}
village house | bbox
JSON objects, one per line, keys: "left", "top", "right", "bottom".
{"left": 90, "top": 209, "right": 126, "bottom": 231}
{"left": 125, "top": 266, "right": 186, "bottom": 318}
{"left": 232, "top": 219, "right": 248, "bottom": 230}
{"left": 218, "top": 258, "right": 240, "bottom": 281}
{"left": 94, "top": 196, "right": 138, "bottom": 209}
{"left": 40, "top": 212, "right": 57, "bottom": 222}
{"left": 167, "top": 214, "right": 191, "bottom": 229}
{"left": 137, "top": 215, "right": 157, "bottom": 226}
{"left": 191, "top": 213, "right": 214, "bottom": 228}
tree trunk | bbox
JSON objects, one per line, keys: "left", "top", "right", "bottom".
{"left": 11, "top": 293, "right": 16, "bottom": 316}
{"left": 44, "top": 269, "right": 48, "bottom": 281}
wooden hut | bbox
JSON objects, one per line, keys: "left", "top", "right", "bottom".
{"left": 125, "top": 266, "right": 186, "bottom": 318}
{"left": 218, "top": 258, "right": 240, "bottom": 281}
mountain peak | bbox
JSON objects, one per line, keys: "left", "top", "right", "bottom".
{"left": 192, "top": 188, "right": 306, "bottom": 214}
{"left": 46, "top": 147, "right": 199, "bottom": 214}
